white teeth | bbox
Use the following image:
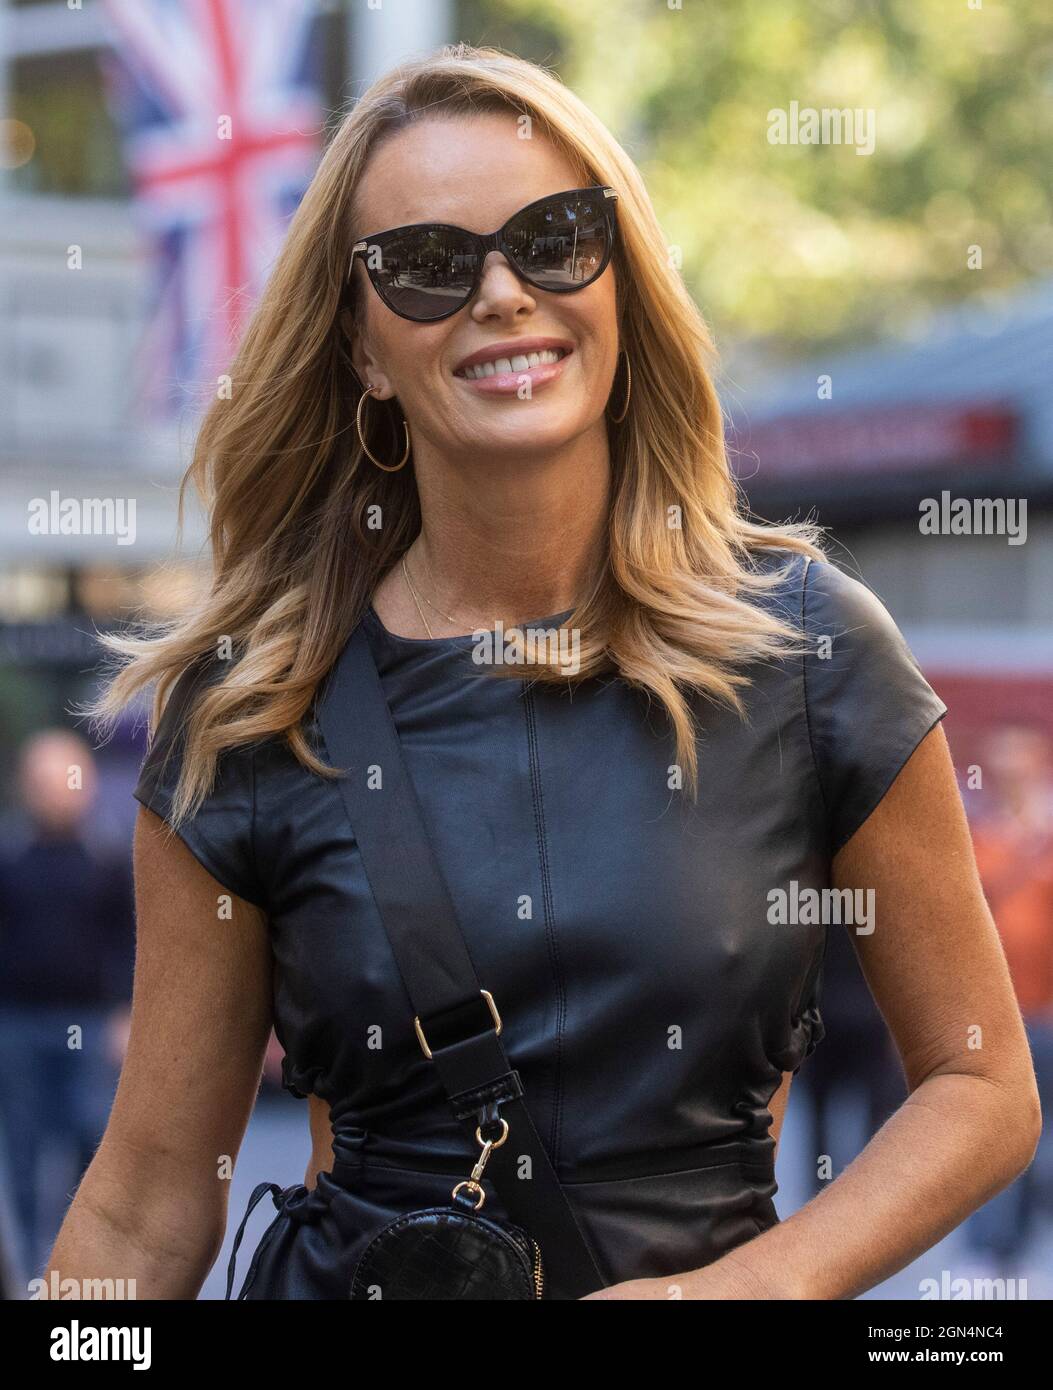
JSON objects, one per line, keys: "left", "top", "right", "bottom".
{"left": 460, "top": 348, "right": 565, "bottom": 379}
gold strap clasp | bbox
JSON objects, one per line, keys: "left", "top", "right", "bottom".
{"left": 414, "top": 989, "right": 502, "bottom": 1060}
{"left": 451, "top": 1117, "right": 509, "bottom": 1211}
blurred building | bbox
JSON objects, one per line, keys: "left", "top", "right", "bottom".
{"left": 729, "top": 282, "right": 1053, "bottom": 763}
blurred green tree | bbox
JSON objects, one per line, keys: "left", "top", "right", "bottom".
{"left": 458, "top": 0, "right": 1053, "bottom": 355}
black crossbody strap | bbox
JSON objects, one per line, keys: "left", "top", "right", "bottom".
{"left": 316, "top": 621, "right": 606, "bottom": 1300}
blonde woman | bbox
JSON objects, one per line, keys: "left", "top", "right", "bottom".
{"left": 52, "top": 45, "right": 1037, "bottom": 1300}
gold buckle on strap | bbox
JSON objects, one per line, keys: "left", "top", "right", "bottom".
{"left": 414, "top": 989, "right": 502, "bottom": 1060}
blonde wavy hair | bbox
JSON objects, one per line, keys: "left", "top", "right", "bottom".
{"left": 88, "top": 42, "right": 823, "bottom": 827}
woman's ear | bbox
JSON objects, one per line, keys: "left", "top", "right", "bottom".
{"left": 340, "top": 305, "right": 391, "bottom": 397}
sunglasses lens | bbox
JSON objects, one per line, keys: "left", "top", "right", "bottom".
{"left": 365, "top": 228, "right": 479, "bottom": 321}
{"left": 506, "top": 191, "right": 612, "bottom": 290}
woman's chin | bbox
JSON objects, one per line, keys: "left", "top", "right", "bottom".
{"left": 452, "top": 416, "right": 584, "bottom": 459}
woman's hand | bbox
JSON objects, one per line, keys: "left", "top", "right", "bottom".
{"left": 580, "top": 1254, "right": 778, "bottom": 1300}
{"left": 581, "top": 1278, "right": 671, "bottom": 1300}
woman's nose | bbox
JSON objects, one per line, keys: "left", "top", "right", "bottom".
{"left": 470, "top": 251, "right": 535, "bottom": 316}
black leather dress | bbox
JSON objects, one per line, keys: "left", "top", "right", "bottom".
{"left": 133, "top": 552, "right": 947, "bottom": 1298}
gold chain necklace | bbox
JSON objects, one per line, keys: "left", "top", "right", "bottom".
{"left": 401, "top": 552, "right": 554, "bottom": 639}
{"left": 404, "top": 552, "right": 460, "bottom": 624}
{"left": 401, "top": 553, "right": 485, "bottom": 638}
{"left": 400, "top": 555, "right": 437, "bottom": 638}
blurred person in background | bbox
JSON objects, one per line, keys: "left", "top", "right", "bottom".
{"left": 0, "top": 731, "right": 134, "bottom": 1283}
{"left": 965, "top": 726, "right": 1053, "bottom": 1268}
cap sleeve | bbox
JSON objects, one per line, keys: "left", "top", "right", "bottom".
{"left": 803, "top": 557, "right": 948, "bottom": 855}
{"left": 133, "top": 659, "right": 265, "bottom": 909}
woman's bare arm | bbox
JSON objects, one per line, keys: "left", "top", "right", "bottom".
{"left": 768, "top": 1072, "right": 792, "bottom": 1154}
{"left": 586, "top": 723, "right": 1042, "bottom": 1299}
{"left": 44, "top": 806, "right": 273, "bottom": 1298}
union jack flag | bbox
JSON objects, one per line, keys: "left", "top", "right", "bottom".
{"left": 101, "top": 0, "right": 323, "bottom": 417}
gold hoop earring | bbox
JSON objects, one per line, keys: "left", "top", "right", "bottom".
{"left": 608, "top": 350, "right": 631, "bottom": 424}
{"left": 356, "top": 384, "right": 411, "bottom": 472}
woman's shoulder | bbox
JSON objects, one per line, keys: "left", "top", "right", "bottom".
{"left": 737, "top": 545, "right": 948, "bottom": 852}
{"left": 738, "top": 543, "right": 810, "bottom": 627}
{"left": 790, "top": 556, "right": 948, "bottom": 854}
{"left": 135, "top": 653, "right": 232, "bottom": 799}
{"left": 744, "top": 545, "right": 916, "bottom": 640}
{"left": 133, "top": 653, "right": 320, "bottom": 909}
{"left": 138, "top": 650, "right": 321, "bottom": 772}
{"left": 800, "top": 553, "right": 910, "bottom": 637}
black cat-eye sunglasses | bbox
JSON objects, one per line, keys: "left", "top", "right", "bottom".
{"left": 348, "top": 185, "right": 619, "bottom": 323}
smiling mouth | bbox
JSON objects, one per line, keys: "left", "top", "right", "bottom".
{"left": 455, "top": 347, "right": 570, "bottom": 380}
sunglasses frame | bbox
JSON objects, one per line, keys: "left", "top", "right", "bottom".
{"left": 348, "top": 185, "right": 619, "bottom": 322}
